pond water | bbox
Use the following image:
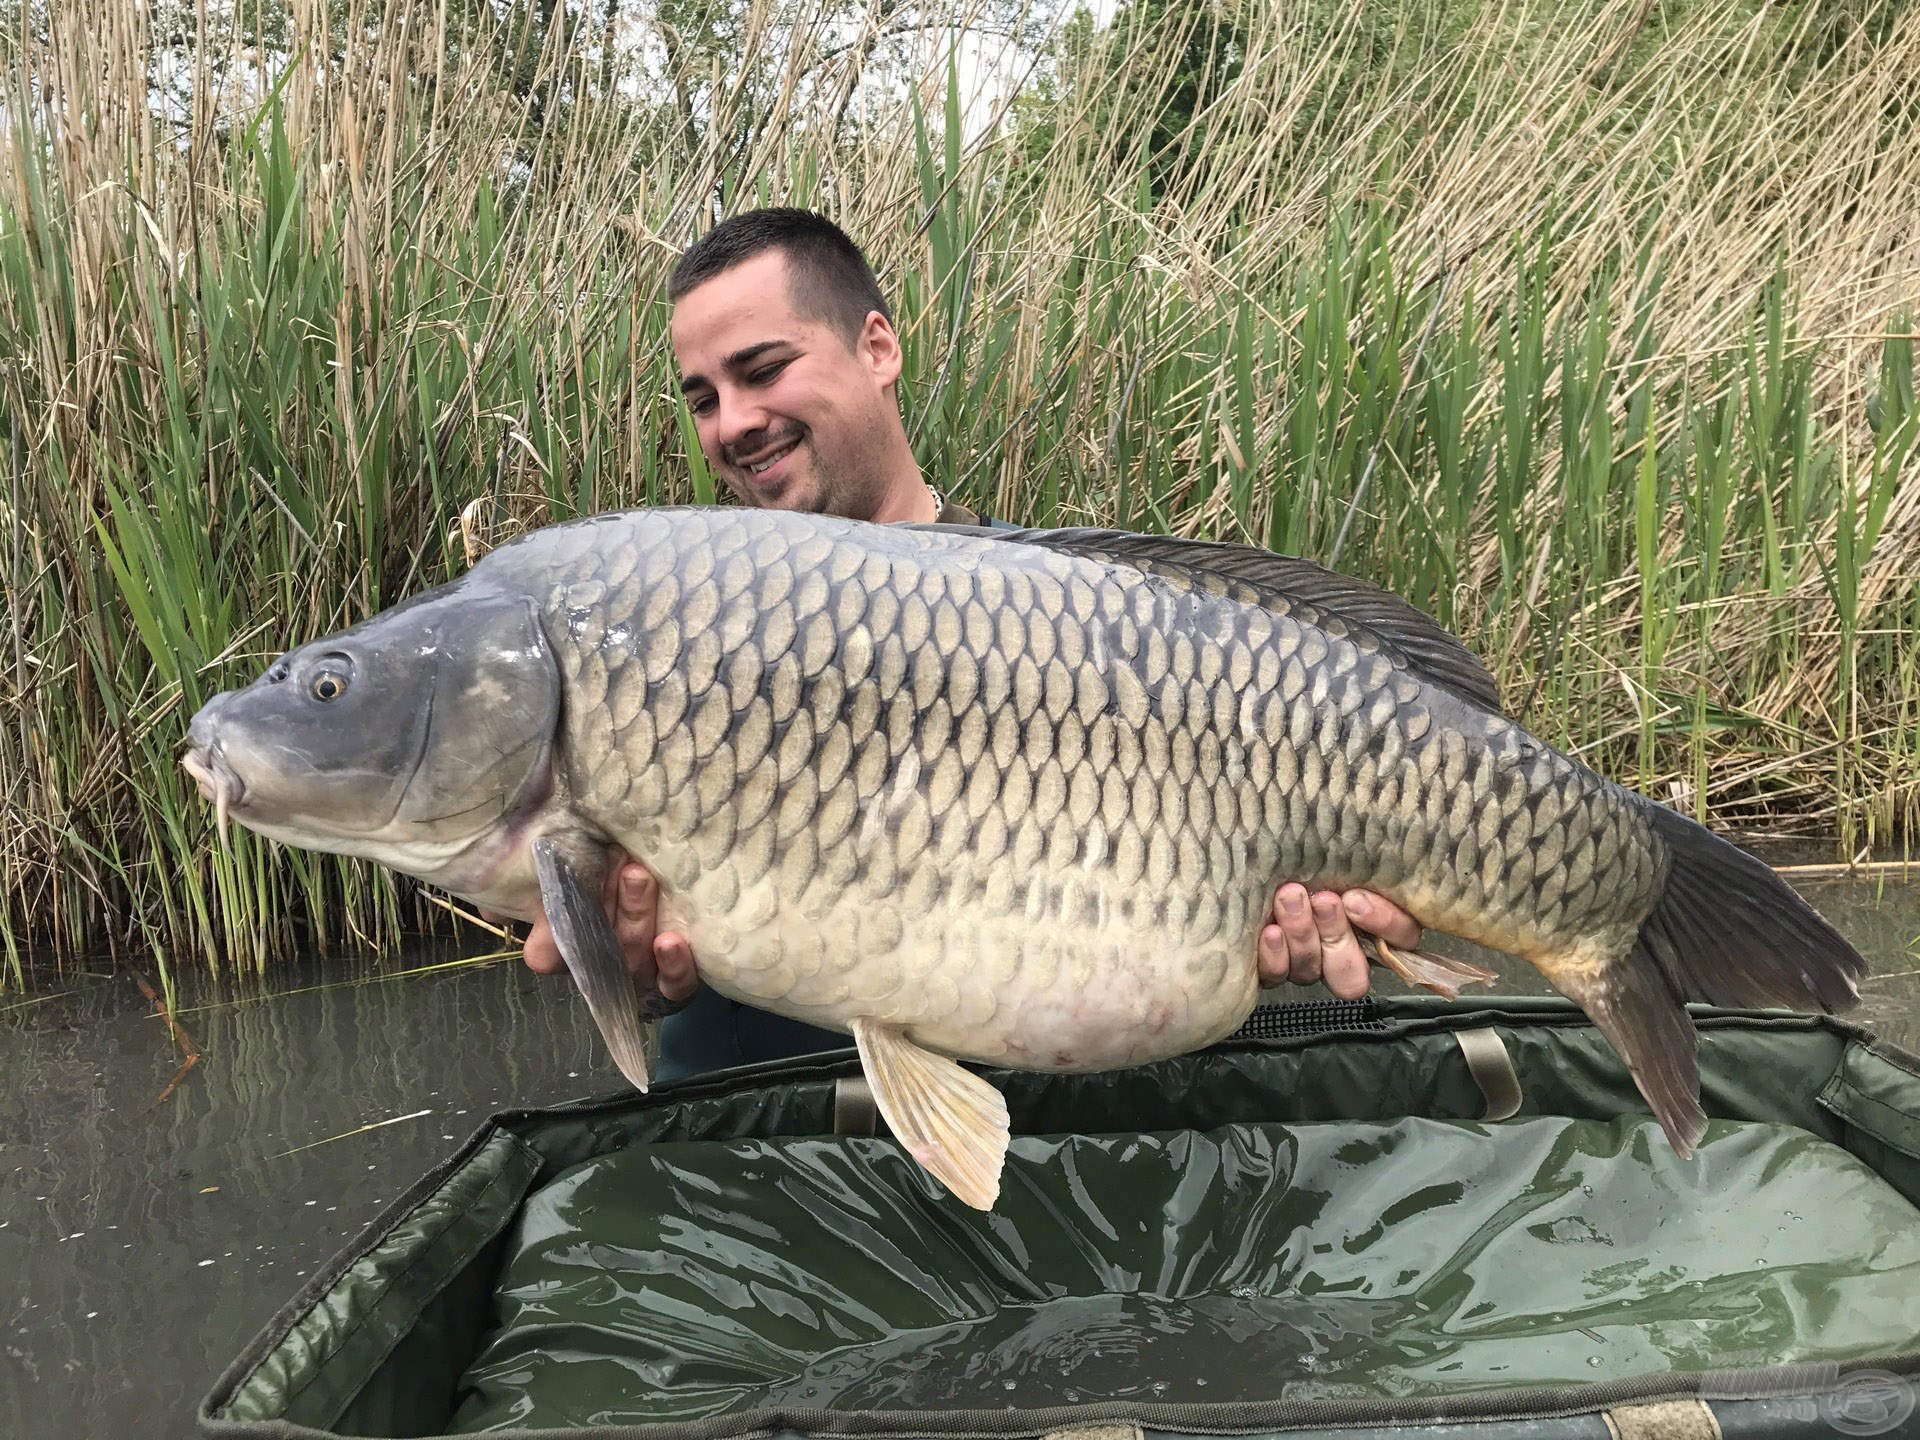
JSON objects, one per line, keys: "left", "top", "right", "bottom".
{"left": 1, "top": 861, "right": 1916, "bottom": 1439}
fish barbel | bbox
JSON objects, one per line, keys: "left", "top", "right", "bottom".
{"left": 182, "top": 509, "right": 1865, "bottom": 1208}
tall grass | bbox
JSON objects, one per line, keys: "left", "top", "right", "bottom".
{"left": 1, "top": 0, "right": 1916, "bottom": 982}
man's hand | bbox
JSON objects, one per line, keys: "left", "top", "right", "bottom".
{"left": 1258, "top": 884, "right": 1421, "bottom": 1000}
{"left": 515, "top": 847, "right": 701, "bottom": 1003}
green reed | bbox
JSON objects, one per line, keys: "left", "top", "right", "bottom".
{"left": 1, "top": 0, "right": 1916, "bottom": 983}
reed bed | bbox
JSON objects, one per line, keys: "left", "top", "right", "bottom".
{"left": 1, "top": 0, "right": 1916, "bottom": 982}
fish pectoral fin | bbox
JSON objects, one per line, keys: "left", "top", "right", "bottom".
{"left": 851, "top": 1019, "right": 1010, "bottom": 1211}
{"left": 1367, "top": 936, "right": 1499, "bottom": 1000}
{"left": 532, "top": 837, "right": 653, "bottom": 1093}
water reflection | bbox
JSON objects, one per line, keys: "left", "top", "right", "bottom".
{"left": 0, "top": 948, "right": 607, "bottom": 1440}
{"left": 1, "top": 866, "right": 1915, "bottom": 1438}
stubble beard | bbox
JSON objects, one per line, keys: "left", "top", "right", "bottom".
{"left": 723, "top": 430, "right": 812, "bottom": 512}
{"left": 815, "top": 405, "right": 906, "bottom": 522}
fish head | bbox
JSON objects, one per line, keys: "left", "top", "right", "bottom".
{"left": 182, "top": 588, "right": 562, "bottom": 884}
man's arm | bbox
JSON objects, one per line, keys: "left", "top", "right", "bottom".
{"left": 519, "top": 850, "right": 1418, "bottom": 1001}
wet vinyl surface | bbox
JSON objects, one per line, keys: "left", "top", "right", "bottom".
{"left": 451, "top": 1115, "right": 1920, "bottom": 1429}
{"left": 3, "top": 866, "right": 1918, "bottom": 1439}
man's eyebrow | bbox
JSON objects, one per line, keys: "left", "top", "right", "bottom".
{"left": 679, "top": 340, "right": 792, "bottom": 395}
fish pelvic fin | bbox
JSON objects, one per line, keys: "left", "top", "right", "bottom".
{"left": 532, "top": 836, "right": 657, "bottom": 1093}
{"left": 1634, "top": 800, "right": 1868, "bottom": 1014}
{"left": 851, "top": 1018, "right": 1010, "bottom": 1211}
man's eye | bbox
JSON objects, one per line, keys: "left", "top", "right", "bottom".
{"left": 750, "top": 360, "right": 790, "bottom": 384}
{"left": 689, "top": 395, "right": 715, "bottom": 416}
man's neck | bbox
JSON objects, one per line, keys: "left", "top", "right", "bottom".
{"left": 866, "top": 465, "right": 939, "bottom": 524}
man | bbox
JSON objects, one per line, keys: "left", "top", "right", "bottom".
{"left": 518, "top": 208, "right": 1423, "bottom": 1079}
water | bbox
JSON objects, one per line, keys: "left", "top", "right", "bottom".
{"left": 1, "top": 947, "right": 607, "bottom": 1439}
{"left": 1, "top": 866, "right": 1916, "bottom": 1439}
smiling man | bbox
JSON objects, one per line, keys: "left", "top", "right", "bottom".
{"left": 671, "top": 219, "right": 940, "bottom": 523}
{"left": 519, "top": 208, "right": 1422, "bottom": 1080}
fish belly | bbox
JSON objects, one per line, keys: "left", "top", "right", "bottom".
{"left": 678, "top": 872, "right": 1264, "bottom": 1070}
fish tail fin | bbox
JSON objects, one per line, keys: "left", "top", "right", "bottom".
{"left": 1548, "top": 804, "right": 1866, "bottom": 1159}
{"left": 1634, "top": 801, "right": 1866, "bottom": 1015}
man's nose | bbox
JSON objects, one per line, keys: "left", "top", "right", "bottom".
{"left": 712, "top": 387, "right": 772, "bottom": 449}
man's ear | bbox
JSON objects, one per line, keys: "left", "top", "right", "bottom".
{"left": 858, "top": 310, "right": 903, "bottom": 389}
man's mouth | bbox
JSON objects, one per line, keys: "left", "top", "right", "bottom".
{"left": 735, "top": 434, "right": 801, "bottom": 480}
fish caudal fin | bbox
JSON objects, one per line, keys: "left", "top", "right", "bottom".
{"left": 1573, "top": 961, "right": 1708, "bottom": 1157}
{"left": 1634, "top": 802, "right": 1867, "bottom": 1015}
{"left": 1557, "top": 804, "right": 1868, "bottom": 1159}
{"left": 852, "top": 1019, "right": 1010, "bottom": 1210}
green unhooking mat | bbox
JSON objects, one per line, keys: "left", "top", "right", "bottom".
{"left": 202, "top": 997, "right": 1920, "bottom": 1440}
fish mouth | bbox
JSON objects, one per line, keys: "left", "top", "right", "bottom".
{"left": 181, "top": 746, "right": 247, "bottom": 841}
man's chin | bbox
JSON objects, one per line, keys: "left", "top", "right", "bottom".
{"left": 729, "top": 467, "right": 823, "bottom": 513}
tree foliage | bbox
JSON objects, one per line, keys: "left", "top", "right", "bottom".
{"left": 1008, "top": 0, "right": 1248, "bottom": 197}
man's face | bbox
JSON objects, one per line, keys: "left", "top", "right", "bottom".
{"left": 670, "top": 249, "right": 904, "bottom": 519}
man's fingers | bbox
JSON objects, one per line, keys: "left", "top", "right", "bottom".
{"left": 1257, "top": 923, "right": 1290, "bottom": 984}
{"left": 1342, "top": 889, "right": 1422, "bottom": 949}
{"left": 523, "top": 847, "right": 661, "bottom": 982}
{"left": 1273, "top": 882, "right": 1322, "bottom": 985}
{"left": 1311, "top": 891, "right": 1371, "bottom": 1000}
{"left": 612, "top": 862, "right": 660, "bottom": 980}
{"left": 653, "top": 932, "right": 702, "bottom": 1003}
{"left": 617, "top": 863, "right": 656, "bottom": 920}
{"left": 522, "top": 916, "right": 566, "bottom": 975}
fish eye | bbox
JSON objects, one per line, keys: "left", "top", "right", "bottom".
{"left": 310, "top": 670, "right": 350, "bottom": 702}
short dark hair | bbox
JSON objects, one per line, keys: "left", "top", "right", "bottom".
{"left": 668, "top": 208, "right": 891, "bottom": 341}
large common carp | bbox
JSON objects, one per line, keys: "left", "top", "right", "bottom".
{"left": 183, "top": 509, "right": 1865, "bottom": 1208}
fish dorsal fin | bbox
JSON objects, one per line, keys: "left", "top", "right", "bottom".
{"left": 919, "top": 524, "right": 1504, "bottom": 716}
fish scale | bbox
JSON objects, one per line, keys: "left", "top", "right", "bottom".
{"left": 185, "top": 506, "right": 1867, "bottom": 1210}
